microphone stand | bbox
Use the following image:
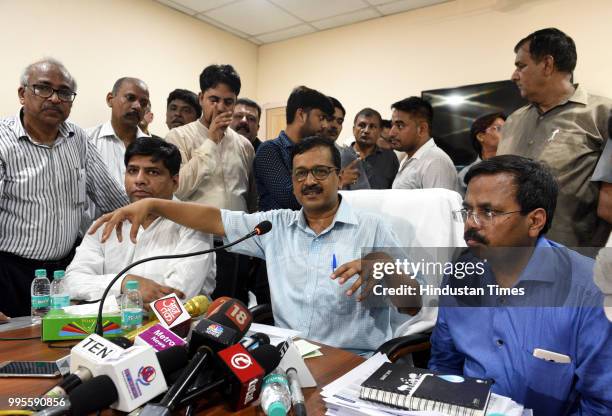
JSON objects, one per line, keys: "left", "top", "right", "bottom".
{"left": 95, "top": 231, "right": 258, "bottom": 336}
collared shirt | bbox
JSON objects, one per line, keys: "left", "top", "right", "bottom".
{"left": 65, "top": 217, "right": 215, "bottom": 301}
{"left": 592, "top": 138, "right": 612, "bottom": 183}
{"left": 254, "top": 130, "right": 301, "bottom": 211}
{"left": 86, "top": 121, "right": 150, "bottom": 185}
{"left": 392, "top": 138, "right": 459, "bottom": 192}
{"left": 341, "top": 143, "right": 399, "bottom": 190}
{"left": 0, "top": 110, "right": 128, "bottom": 260}
{"left": 165, "top": 121, "right": 254, "bottom": 211}
{"left": 220, "top": 198, "right": 400, "bottom": 351}
{"left": 429, "top": 238, "right": 612, "bottom": 415}
{"left": 498, "top": 85, "right": 612, "bottom": 247}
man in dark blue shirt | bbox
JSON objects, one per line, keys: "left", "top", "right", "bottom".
{"left": 429, "top": 155, "right": 612, "bottom": 415}
{"left": 254, "top": 86, "right": 332, "bottom": 211}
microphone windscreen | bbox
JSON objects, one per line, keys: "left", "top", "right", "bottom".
{"left": 252, "top": 332, "right": 270, "bottom": 345}
{"left": 184, "top": 295, "right": 211, "bottom": 317}
{"left": 254, "top": 221, "right": 272, "bottom": 236}
{"left": 250, "top": 344, "right": 282, "bottom": 375}
{"left": 205, "top": 296, "right": 232, "bottom": 318}
{"left": 157, "top": 346, "right": 189, "bottom": 377}
{"left": 69, "top": 375, "right": 118, "bottom": 415}
{"left": 207, "top": 298, "right": 252, "bottom": 336}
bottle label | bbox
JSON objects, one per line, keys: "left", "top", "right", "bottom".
{"left": 51, "top": 295, "right": 70, "bottom": 309}
{"left": 262, "top": 373, "right": 289, "bottom": 387}
{"left": 32, "top": 295, "right": 50, "bottom": 309}
{"left": 122, "top": 310, "right": 143, "bottom": 327}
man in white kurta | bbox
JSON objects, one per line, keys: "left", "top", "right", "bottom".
{"left": 65, "top": 138, "right": 215, "bottom": 302}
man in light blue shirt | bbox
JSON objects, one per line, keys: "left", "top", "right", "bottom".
{"left": 429, "top": 155, "right": 612, "bottom": 415}
{"left": 91, "top": 136, "right": 417, "bottom": 352}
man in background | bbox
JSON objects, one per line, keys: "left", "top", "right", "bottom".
{"left": 254, "top": 86, "right": 332, "bottom": 211}
{"left": 166, "top": 88, "right": 201, "bottom": 130}
{"left": 231, "top": 97, "right": 262, "bottom": 152}
{"left": 390, "top": 97, "right": 458, "bottom": 191}
{"left": 499, "top": 27, "right": 612, "bottom": 247}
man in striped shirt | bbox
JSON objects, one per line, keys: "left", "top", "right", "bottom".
{"left": 0, "top": 58, "right": 128, "bottom": 318}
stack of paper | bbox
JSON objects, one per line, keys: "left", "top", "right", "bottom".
{"left": 321, "top": 353, "right": 530, "bottom": 416}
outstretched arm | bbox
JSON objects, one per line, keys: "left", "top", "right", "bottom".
{"left": 89, "top": 198, "right": 225, "bottom": 243}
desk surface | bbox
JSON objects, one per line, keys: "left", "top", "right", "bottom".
{"left": 0, "top": 325, "right": 364, "bottom": 415}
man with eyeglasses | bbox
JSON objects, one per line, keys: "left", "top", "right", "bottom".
{"left": 0, "top": 58, "right": 128, "bottom": 318}
{"left": 89, "top": 136, "right": 419, "bottom": 353}
{"left": 499, "top": 28, "right": 612, "bottom": 247}
{"left": 456, "top": 112, "right": 506, "bottom": 195}
{"left": 429, "top": 155, "right": 611, "bottom": 415}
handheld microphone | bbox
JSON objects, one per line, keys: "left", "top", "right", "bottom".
{"left": 240, "top": 332, "right": 271, "bottom": 351}
{"left": 139, "top": 300, "right": 253, "bottom": 415}
{"left": 124, "top": 295, "right": 210, "bottom": 341}
{"left": 96, "top": 221, "right": 272, "bottom": 336}
{"left": 34, "top": 375, "right": 119, "bottom": 416}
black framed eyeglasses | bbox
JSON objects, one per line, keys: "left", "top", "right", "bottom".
{"left": 292, "top": 165, "right": 339, "bottom": 182}
{"left": 453, "top": 208, "right": 522, "bottom": 226}
{"left": 26, "top": 83, "right": 77, "bottom": 102}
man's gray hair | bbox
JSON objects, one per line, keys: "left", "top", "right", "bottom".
{"left": 20, "top": 58, "right": 77, "bottom": 91}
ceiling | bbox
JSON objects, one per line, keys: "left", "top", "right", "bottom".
{"left": 155, "top": 0, "right": 451, "bottom": 45}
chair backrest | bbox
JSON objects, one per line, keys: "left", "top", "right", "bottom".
{"left": 339, "top": 188, "right": 466, "bottom": 336}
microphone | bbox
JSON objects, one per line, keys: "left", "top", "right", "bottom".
{"left": 34, "top": 375, "right": 119, "bottom": 416}
{"left": 40, "top": 344, "right": 187, "bottom": 403}
{"left": 139, "top": 299, "right": 253, "bottom": 415}
{"left": 95, "top": 221, "right": 272, "bottom": 336}
{"left": 240, "top": 332, "right": 271, "bottom": 351}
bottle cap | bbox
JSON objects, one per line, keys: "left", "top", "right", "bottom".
{"left": 35, "top": 269, "right": 47, "bottom": 277}
{"left": 53, "top": 270, "right": 65, "bottom": 279}
{"left": 126, "top": 280, "right": 139, "bottom": 290}
{"left": 267, "top": 401, "right": 287, "bottom": 416}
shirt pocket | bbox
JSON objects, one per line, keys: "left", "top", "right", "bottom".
{"left": 512, "top": 347, "right": 576, "bottom": 413}
{"left": 538, "top": 131, "right": 595, "bottom": 177}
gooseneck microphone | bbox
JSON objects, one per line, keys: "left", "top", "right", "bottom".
{"left": 95, "top": 221, "right": 272, "bottom": 335}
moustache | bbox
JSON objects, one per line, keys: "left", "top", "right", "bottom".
{"left": 42, "top": 105, "right": 63, "bottom": 113}
{"left": 236, "top": 123, "right": 249, "bottom": 132}
{"left": 464, "top": 228, "right": 488, "bottom": 245}
{"left": 301, "top": 184, "right": 323, "bottom": 194}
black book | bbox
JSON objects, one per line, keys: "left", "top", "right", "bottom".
{"left": 360, "top": 363, "right": 492, "bottom": 416}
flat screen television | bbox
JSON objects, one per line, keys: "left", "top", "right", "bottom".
{"left": 421, "top": 80, "right": 527, "bottom": 166}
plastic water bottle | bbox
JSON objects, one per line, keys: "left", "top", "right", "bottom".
{"left": 121, "top": 280, "right": 143, "bottom": 331}
{"left": 50, "top": 270, "right": 70, "bottom": 310}
{"left": 260, "top": 368, "right": 292, "bottom": 416}
{"left": 31, "top": 269, "right": 50, "bottom": 324}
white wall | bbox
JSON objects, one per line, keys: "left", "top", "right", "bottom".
{"left": 0, "top": 0, "right": 259, "bottom": 135}
{"left": 256, "top": 0, "right": 612, "bottom": 143}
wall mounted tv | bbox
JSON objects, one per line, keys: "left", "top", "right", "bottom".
{"left": 421, "top": 80, "right": 527, "bottom": 166}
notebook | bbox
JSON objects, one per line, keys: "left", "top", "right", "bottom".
{"left": 360, "top": 363, "right": 492, "bottom": 416}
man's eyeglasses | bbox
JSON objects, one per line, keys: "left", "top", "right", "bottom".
{"left": 486, "top": 124, "right": 503, "bottom": 132}
{"left": 293, "top": 165, "right": 339, "bottom": 182}
{"left": 26, "top": 84, "right": 77, "bottom": 102}
{"left": 453, "top": 208, "right": 522, "bottom": 226}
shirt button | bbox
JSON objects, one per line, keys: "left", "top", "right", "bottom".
{"left": 496, "top": 339, "right": 504, "bottom": 347}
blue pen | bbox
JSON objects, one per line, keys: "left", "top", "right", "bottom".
{"left": 332, "top": 254, "right": 337, "bottom": 272}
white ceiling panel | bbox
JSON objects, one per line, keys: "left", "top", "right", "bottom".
{"left": 169, "top": 0, "right": 237, "bottom": 13}
{"left": 154, "top": 0, "right": 453, "bottom": 44}
{"left": 377, "top": 0, "right": 449, "bottom": 15}
{"left": 270, "top": 0, "right": 370, "bottom": 23}
{"left": 255, "top": 24, "right": 316, "bottom": 44}
{"left": 203, "top": 0, "right": 302, "bottom": 36}
{"left": 155, "top": 0, "right": 200, "bottom": 15}
{"left": 312, "top": 8, "right": 380, "bottom": 30}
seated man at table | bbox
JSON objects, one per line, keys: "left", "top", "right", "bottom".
{"left": 65, "top": 138, "right": 215, "bottom": 303}
{"left": 90, "top": 136, "right": 420, "bottom": 353}
{"left": 429, "top": 155, "right": 612, "bottom": 415}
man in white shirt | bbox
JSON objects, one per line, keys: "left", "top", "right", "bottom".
{"left": 65, "top": 138, "right": 215, "bottom": 303}
{"left": 165, "top": 65, "right": 254, "bottom": 303}
{"left": 389, "top": 97, "right": 459, "bottom": 192}
{"left": 165, "top": 64, "right": 254, "bottom": 211}
{"left": 86, "top": 77, "right": 151, "bottom": 184}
